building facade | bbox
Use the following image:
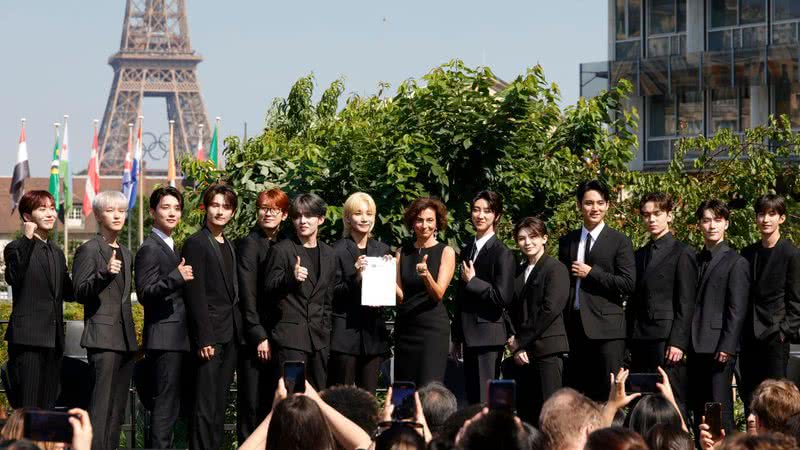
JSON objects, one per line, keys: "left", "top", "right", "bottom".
{"left": 581, "top": 0, "right": 800, "bottom": 170}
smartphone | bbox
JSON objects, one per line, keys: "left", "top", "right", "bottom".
{"left": 391, "top": 381, "right": 417, "bottom": 420}
{"left": 283, "top": 361, "right": 306, "bottom": 394}
{"left": 625, "top": 373, "right": 660, "bottom": 393}
{"left": 23, "top": 410, "right": 76, "bottom": 443}
{"left": 705, "top": 402, "right": 723, "bottom": 440}
{"left": 488, "top": 379, "right": 516, "bottom": 413}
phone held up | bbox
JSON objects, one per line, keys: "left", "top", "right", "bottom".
{"left": 23, "top": 410, "right": 76, "bottom": 443}
{"left": 488, "top": 379, "right": 516, "bottom": 414}
{"left": 391, "top": 381, "right": 417, "bottom": 420}
{"left": 283, "top": 360, "right": 306, "bottom": 394}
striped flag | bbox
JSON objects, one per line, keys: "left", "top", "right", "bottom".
{"left": 83, "top": 121, "right": 100, "bottom": 217}
{"left": 196, "top": 124, "right": 205, "bottom": 161}
{"left": 121, "top": 123, "right": 135, "bottom": 209}
{"left": 131, "top": 118, "right": 142, "bottom": 208}
{"left": 10, "top": 119, "right": 30, "bottom": 213}
{"left": 48, "top": 125, "right": 61, "bottom": 210}
{"left": 59, "top": 116, "right": 73, "bottom": 214}
{"left": 209, "top": 119, "right": 219, "bottom": 167}
{"left": 167, "top": 120, "right": 176, "bottom": 187}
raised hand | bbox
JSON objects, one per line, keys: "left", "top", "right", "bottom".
{"left": 416, "top": 254, "right": 429, "bottom": 278}
{"left": 178, "top": 257, "right": 194, "bottom": 281}
{"left": 23, "top": 221, "right": 37, "bottom": 239}
{"left": 107, "top": 249, "right": 122, "bottom": 275}
{"left": 461, "top": 260, "right": 475, "bottom": 282}
{"left": 294, "top": 255, "right": 308, "bottom": 282}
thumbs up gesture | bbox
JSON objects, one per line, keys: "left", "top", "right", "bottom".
{"left": 178, "top": 257, "right": 194, "bottom": 281}
{"left": 294, "top": 255, "right": 308, "bottom": 283}
{"left": 107, "top": 249, "right": 122, "bottom": 275}
{"left": 416, "top": 254, "right": 429, "bottom": 277}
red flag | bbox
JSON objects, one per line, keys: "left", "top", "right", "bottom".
{"left": 83, "top": 122, "right": 100, "bottom": 217}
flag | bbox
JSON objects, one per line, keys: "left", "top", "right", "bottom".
{"left": 83, "top": 123, "right": 100, "bottom": 217}
{"left": 209, "top": 121, "right": 219, "bottom": 167}
{"left": 10, "top": 120, "right": 30, "bottom": 213}
{"left": 121, "top": 124, "right": 135, "bottom": 209}
{"left": 196, "top": 125, "right": 205, "bottom": 161}
{"left": 48, "top": 126, "right": 61, "bottom": 210}
{"left": 167, "top": 121, "right": 176, "bottom": 187}
{"left": 59, "top": 118, "right": 73, "bottom": 214}
{"left": 131, "top": 120, "right": 142, "bottom": 209}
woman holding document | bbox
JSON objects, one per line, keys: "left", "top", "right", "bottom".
{"left": 394, "top": 197, "right": 456, "bottom": 386}
{"left": 329, "top": 192, "right": 392, "bottom": 392}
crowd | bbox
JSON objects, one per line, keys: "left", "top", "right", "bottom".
{"left": 3, "top": 177, "right": 800, "bottom": 449}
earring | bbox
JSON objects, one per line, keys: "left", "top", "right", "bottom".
{"left": 434, "top": 229, "right": 439, "bottom": 240}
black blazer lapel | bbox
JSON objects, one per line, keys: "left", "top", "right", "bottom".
{"left": 586, "top": 226, "right": 611, "bottom": 264}
{"left": 203, "top": 228, "right": 235, "bottom": 301}
{"left": 310, "top": 243, "right": 331, "bottom": 298}
{"left": 152, "top": 233, "right": 179, "bottom": 264}
{"left": 643, "top": 239, "right": 681, "bottom": 282}
{"left": 570, "top": 232, "right": 579, "bottom": 264}
{"left": 698, "top": 244, "right": 730, "bottom": 294}
{"left": 754, "top": 238, "right": 788, "bottom": 284}
{"left": 292, "top": 240, "right": 315, "bottom": 298}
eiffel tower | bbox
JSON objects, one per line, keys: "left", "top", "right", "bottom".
{"left": 98, "top": 0, "right": 210, "bottom": 173}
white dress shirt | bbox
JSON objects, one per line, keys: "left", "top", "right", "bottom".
{"left": 152, "top": 227, "right": 174, "bottom": 251}
{"left": 471, "top": 231, "right": 495, "bottom": 262}
{"left": 574, "top": 222, "right": 605, "bottom": 310}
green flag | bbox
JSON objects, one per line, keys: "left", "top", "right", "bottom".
{"left": 209, "top": 122, "right": 219, "bottom": 167}
{"left": 59, "top": 120, "right": 73, "bottom": 212}
{"left": 48, "top": 128, "right": 61, "bottom": 208}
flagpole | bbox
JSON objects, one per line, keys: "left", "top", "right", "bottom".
{"left": 137, "top": 115, "right": 144, "bottom": 248}
{"left": 63, "top": 115, "right": 70, "bottom": 260}
{"left": 168, "top": 120, "right": 176, "bottom": 187}
{"left": 216, "top": 116, "right": 221, "bottom": 169}
{"left": 127, "top": 123, "right": 133, "bottom": 248}
{"left": 53, "top": 123, "right": 60, "bottom": 246}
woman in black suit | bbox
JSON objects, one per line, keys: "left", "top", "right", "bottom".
{"left": 506, "top": 216, "right": 570, "bottom": 424}
{"left": 394, "top": 198, "right": 456, "bottom": 386}
{"left": 328, "top": 192, "right": 392, "bottom": 392}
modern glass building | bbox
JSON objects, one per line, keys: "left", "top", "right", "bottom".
{"left": 580, "top": 0, "right": 800, "bottom": 170}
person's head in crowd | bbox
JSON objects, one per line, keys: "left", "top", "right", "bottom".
{"left": 148, "top": 186, "right": 183, "bottom": 236}
{"left": 0, "top": 410, "right": 56, "bottom": 450}
{"left": 522, "top": 422, "right": 544, "bottom": 450}
{"left": 539, "top": 388, "right": 603, "bottom": 450}
{"left": 610, "top": 408, "right": 626, "bottom": 428}
{"left": 419, "top": 382, "right": 458, "bottom": 438}
{"left": 584, "top": 427, "right": 648, "bottom": 450}
{"left": 342, "top": 192, "right": 377, "bottom": 239}
{"left": 93, "top": 191, "right": 128, "bottom": 234}
{"left": 627, "top": 394, "right": 683, "bottom": 437}
{"left": 645, "top": 424, "right": 694, "bottom": 450}
{"left": 202, "top": 183, "right": 237, "bottom": 231}
{"left": 0, "top": 439, "right": 41, "bottom": 450}
{"left": 17, "top": 191, "right": 57, "bottom": 238}
{"left": 470, "top": 190, "right": 503, "bottom": 237}
{"left": 576, "top": 180, "right": 610, "bottom": 230}
{"left": 639, "top": 192, "right": 673, "bottom": 240}
{"left": 404, "top": 197, "right": 448, "bottom": 242}
{"left": 431, "top": 404, "right": 484, "bottom": 449}
{"left": 749, "top": 379, "right": 800, "bottom": 435}
{"left": 266, "top": 395, "right": 336, "bottom": 450}
{"left": 456, "top": 411, "right": 528, "bottom": 450}
{"left": 514, "top": 216, "right": 548, "bottom": 264}
{"left": 256, "top": 188, "right": 289, "bottom": 238}
{"left": 695, "top": 199, "right": 730, "bottom": 248}
{"left": 373, "top": 422, "right": 426, "bottom": 450}
{"left": 783, "top": 414, "right": 800, "bottom": 445}
{"left": 319, "top": 385, "right": 379, "bottom": 434}
{"left": 718, "top": 432, "right": 798, "bottom": 450}
{"left": 290, "top": 193, "right": 327, "bottom": 243}
{"left": 754, "top": 193, "right": 786, "bottom": 240}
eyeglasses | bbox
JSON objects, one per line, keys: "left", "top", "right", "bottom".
{"left": 258, "top": 207, "right": 284, "bottom": 216}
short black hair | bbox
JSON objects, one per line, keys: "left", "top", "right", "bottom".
{"left": 576, "top": 180, "right": 610, "bottom": 203}
{"left": 695, "top": 199, "right": 730, "bottom": 221}
{"left": 457, "top": 411, "right": 529, "bottom": 450}
{"left": 149, "top": 186, "right": 184, "bottom": 210}
{"left": 754, "top": 193, "right": 787, "bottom": 216}
{"left": 639, "top": 192, "right": 673, "bottom": 214}
{"left": 319, "top": 385, "right": 379, "bottom": 433}
{"left": 202, "top": 183, "right": 238, "bottom": 211}
{"left": 290, "top": 193, "right": 327, "bottom": 219}
{"left": 470, "top": 190, "right": 503, "bottom": 221}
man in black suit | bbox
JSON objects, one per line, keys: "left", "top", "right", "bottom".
{"left": 135, "top": 187, "right": 193, "bottom": 448}
{"left": 628, "top": 192, "right": 696, "bottom": 413}
{"left": 236, "top": 188, "right": 289, "bottom": 443}
{"left": 182, "top": 183, "right": 244, "bottom": 450}
{"left": 688, "top": 199, "right": 749, "bottom": 434}
{"left": 453, "top": 190, "right": 515, "bottom": 404}
{"left": 739, "top": 194, "right": 800, "bottom": 416}
{"left": 558, "top": 180, "right": 635, "bottom": 401}
{"left": 264, "top": 193, "right": 336, "bottom": 388}
{"left": 4, "top": 190, "right": 73, "bottom": 409}
{"left": 73, "top": 191, "right": 139, "bottom": 450}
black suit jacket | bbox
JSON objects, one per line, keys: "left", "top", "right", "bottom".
{"left": 135, "top": 232, "right": 190, "bottom": 351}
{"left": 691, "top": 243, "right": 749, "bottom": 355}
{"left": 741, "top": 238, "right": 800, "bottom": 342}
{"left": 4, "top": 236, "right": 73, "bottom": 348}
{"left": 263, "top": 237, "right": 335, "bottom": 353}
{"left": 236, "top": 227, "right": 280, "bottom": 347}
{"left": 182, "top": 227, "right": 244, "bottom": 349}
{"left": 558, "top": 225, "right": 636, "bottom": 340}
{"left": 73, "top": 235, "right": 139, "bottom": 351}
{"left": 509, "top": 255, "right": 570, "bottom": 358}
{"left": 453, "top": 235, "right": 516, "bottom": 347}
{"left": 629, "top": 234, "right": 697, "bottom": 351}
{"left": 330, "top": 237, "right": 392, "bottom": 356}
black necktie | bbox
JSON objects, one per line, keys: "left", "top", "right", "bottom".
{"left": 585, "top": 234, "right": 594, "bottom": 260}
{"left": 645, "top": 242, "right": 655, "bottom": 270}
{"left": 468, "top": 242, "right": 477, "bottom": 261}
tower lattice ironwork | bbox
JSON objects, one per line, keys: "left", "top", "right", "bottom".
{"left": 98, "top": 0, "right": 210, "bottom": 173}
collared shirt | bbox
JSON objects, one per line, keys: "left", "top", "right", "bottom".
{"left": 152, "top": 227, "right": 174, "bottom": 251}
{"left": 471, "top": 231, "right": 495, "bottom": 262}
{"left": 524, "top": 263, "right": 535, "bottom": 283}
{"left": 646, "top": 231, "right": 674, "bottom": 270}
{"left": 698, "top": 240, "right": 726, "bottom": 282}
{"left": 574, "top": 222, "right": 605, "bottom": 310}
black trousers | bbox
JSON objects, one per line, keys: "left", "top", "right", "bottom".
{"left": 190, "top": 341, "right": 238, "bottom": 450}
{"left": 739, "top": 332, "right": 790, "bottom": 417}
{"left": 327, "top": 351, "right": 382, "bottom": 393}
{"left": 565, "top": 313, "right": 625, "bottom": 401}
{"left": 236, "top": 345, "right": 278, "bottom": 444}
{"left": 629, "top": 339, "right": 689, "bottom": 419}
{"left": 464, "top": 345, "right": 504, "bottom": 405}
{"left": 87, "top": 349, "right": 136, "bottom": 450}
{"left": 7, "top": 343, "right": 61, "bottom": 409}
{"left": 276, "top": 346, "right": 329, "bottom": 390}
{"left": 688, "top": 352, "right": 737, "bottom": 434}
{"left": 503, "top": 352, "right": 564, "bottom": 425}
{"left": 147, "top": 350, "right": 188, "bottom": 449}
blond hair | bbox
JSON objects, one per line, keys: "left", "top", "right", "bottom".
{"left": 342, "top": 192, "right": 377, "bottom": 238}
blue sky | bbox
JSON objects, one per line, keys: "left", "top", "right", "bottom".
{"left": 0, "top": 1, "right": 608, "bottom": 176}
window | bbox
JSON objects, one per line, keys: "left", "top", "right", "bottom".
{"left": 646, "top": 0, "right": 687, "bottom": 57}
{"left": 708, "top": 0, "right": 767, "bottom": 50}
{"left": 646, "top": 90, "right": 704, "bottom": 162}
{"left": 709, "top": 88, "right": 750, "bottom": 133}
{"left": 772, "top": 1, "right": 800, "bottom": 45}
{"left": 616, "top": 0, "right": 642, "bottom": 60}
{"left": 650, "top": 0, "right": 676, "bottom": 34}
{"left": 775, "top": 83, "right": 800, "bottom": 128}
{"left": 678, "top": 90, "right": 703, "bottom": 135}
{"left": 649, "top": 95, "right": 676, "bottom": 137}
{"left": 68, "top": 207, "right": 83, "bottom": 221}
{"left": 774, "top": 0, "right": 800, "bottom": 21}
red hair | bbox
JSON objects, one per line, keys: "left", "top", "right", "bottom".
{"left": 257, "top": 188, "right": 290, "bottom": 212}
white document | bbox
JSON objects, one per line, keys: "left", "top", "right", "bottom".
{"left": 361, "top": 256, "right": 396, "bottom": 306}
